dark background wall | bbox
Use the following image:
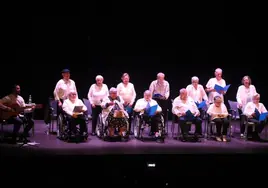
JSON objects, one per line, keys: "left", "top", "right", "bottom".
{"left": 6, "top": 1, "right": 267, "bottom": 119}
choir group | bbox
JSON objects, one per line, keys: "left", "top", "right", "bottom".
{"left": 0, "top": 67, "right": 267, "bottom": 144}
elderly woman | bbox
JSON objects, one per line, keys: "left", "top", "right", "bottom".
{"left": 205, "top": 68, "right": 226, "bottom": 104}
{"left": 117, "top": 73, "right": 136, "bottom": 134}
{"left": 172, "top": 88, "right": 202, "bottom": 142}
{"left": 62, "top": 90, "right": 88, "bottom": 138}
{"left": 100, "top": 87, "right": 129, "bottom": 139}
{"left": 207, "top": 96, "right": 229, "bottom": 142}
{"left": 243, "top": 93, "right": 267, "bottom": 141}
{"left": 88, "top": 75, "right": 109, "bottom": 136}
{"left": 149, "top": 72, "right": 170, "bottom": 126}
{"left": 236, "top": 76, "right": 257, "bottom": 137}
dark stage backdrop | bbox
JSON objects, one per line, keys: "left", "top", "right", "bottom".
{"left": 9, "top": 2, "right": 267, "bottom": 119}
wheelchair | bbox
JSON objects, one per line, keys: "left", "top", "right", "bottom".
{"left": 96, "top": 110, "right": 130, "bottom": 141}
{"left": 133, "top": 112, "right": 165, "bottom": 142}
{"left": 57, "top": 112, "right": 89, "bottom": 143}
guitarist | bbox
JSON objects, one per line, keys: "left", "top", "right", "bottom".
{"left": 0, "top": 84, "right": 34, "bottom": 144}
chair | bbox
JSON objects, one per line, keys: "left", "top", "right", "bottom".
{"left": 228, "top": 100, "right": 239, "bottom": 136}
{"left": 47, "top": 99, "right": 58, "bottom": 134}
{"left": 83, "top": 98, "right": 92, "bottom": 120}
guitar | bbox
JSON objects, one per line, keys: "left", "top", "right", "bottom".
{"left": 0, "top": 103, "right": 43, "bottom": 120}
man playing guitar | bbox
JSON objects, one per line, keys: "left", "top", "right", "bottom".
{"left": 0, "top": 84, "right": 35, "bottom": 144}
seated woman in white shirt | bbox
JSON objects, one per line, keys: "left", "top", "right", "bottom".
{"left": 186, "top": 76, "right": 208, "bottom": 117}
{"left": 88, "top": 75, "right": 109, "bottom": 136}
{"left": 62, "top": 90, "right": 88, "bottom": 139}
{"left": 172, "top": 88, "right": 202, "bottom": 142}
{"left": 117, "top": 73, "right": 136, "bottom": 135}
{"left": 236, "top": 75, "right": 257, "bottom": 137}
{"left": 101, "top": 87, "right": 129, "bottom": 139}
{"left": 134, "top": 90, "right": 164, "bottom": 143}
{"left": 207, "top": 96, "right": 229, "bottom": 142}
{"left": 243, "top": 93, "right": 267, "bottom": 141}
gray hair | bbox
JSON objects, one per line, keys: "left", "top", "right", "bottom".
{"left": 95, "top": 75, "right": 103, "bottom": 80}
{"left": 215, "top": 68, "right": 222, "bottom": 73}
{"left": 109, "top": 87, "right": 117, "bottom": 93}
{"left": 157, "top": 72, "right": 165, "bottom": 78}
{"left": 68, "top": 89, "right": 77, "bottom": 96}
{"left": 180, "top": 88, "right": 187, "bottom": 94}
{"left": 144, "top": 90, "right": 151, "bottom": 95}
{"left": 191, "top": 76, "right": 199, "bottom": 82}
{"left": 253, "top": 93, "right": 260, "bottom": 99}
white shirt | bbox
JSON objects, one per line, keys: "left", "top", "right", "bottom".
{"left": 62, "top": 98, "right": 87, "bottom": 116}
{"left": 54, "top": 79, "right": 77, "bottom": 100}
{"left": 88, "top": 84, "right": 109, "bottom": 105}
{"left": 117, "top": 82, "right": 136, "bottom": 105}
{"left": 186, "top": 84, "right": 208, "bottom": 103}
{"left": 207, "top": 103, "right": 228, "bottom": 120}
{"left": 172, "top": 96, "right": 199, "bottom": 117}
{"left": 149, "top": 80, "right": 170, "bottom": 99}
{"left": 243, "top": 102, "right": 267, "bottom": 117}
{"left": 236, "top": 85, "right": 257, "bottom": 110}
{"left": 206, "top": 77, "right": 226, "bottom": 103}
{"left": 134, "top": 98, "right": 162, "bottom": 113}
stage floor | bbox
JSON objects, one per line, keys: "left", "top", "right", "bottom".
{"left": 1, "top": 120, "right": 268, "bottom": 155}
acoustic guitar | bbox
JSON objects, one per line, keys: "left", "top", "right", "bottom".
{"left": 0, "top": 103, "right": 43, "bottom": 120}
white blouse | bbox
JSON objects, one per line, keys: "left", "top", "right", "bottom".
{"left": 236, "top": 85, "right": 257, "bottom": 110}
{"left": 116, "top": 82, "right": 136, "bottom": 105}
{"left": 206, "top": 77, "right": 226, "bottom": 103}
{"left": 88, "top": 84, "right": 109, "bottom": 106}
{"left": 186, "top": 84, "right": 208, "bottom": 103}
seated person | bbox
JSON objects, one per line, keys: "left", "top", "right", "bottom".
{"left": 0, "top": 84, "right": 34, "bottom": 144}
{"left": 207, "top": 96, "right": 229, "bottom": 142}
{"left": 134, "top": 90, "right": 164, "bottom": 143}
{"left": 172, "top": 88, "right": 202, "bottom": 142}
{"left": 62, "top": 90, "right": 87, "bottom": 138}
{"left": 243, "top": 93, "right": 267, "bottom": 141}
{"left": 100, "top": 87, "right": 129, "bottom": 138}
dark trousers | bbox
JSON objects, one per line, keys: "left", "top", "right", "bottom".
{"left": 7, "top": 114, "right": 34, "bottom": 139}
{"left": 143, "top": 113, "right": 162, "bottom": 133}
{"left": 178, "top": 116, "right": 202, "bottom": 135}
{"left": 57, "top": 99, "right": 64, "bottom": 116}
{"left": 66, "top": 115, "right": 87, "bottom": 135}
{"left": 154, "top": 98, "right": 169, "bottom": 125}
{"left": 248, "top": 118, "right": 266, "bottom": 134}
{"left": 212, "top": 118, "right": 229, "bottom": 136}
{"left": 238, "top": 108, "right": 246, "bottom": 134}
{"left": 91, "top": 105, "right": 102, "bottom": 133}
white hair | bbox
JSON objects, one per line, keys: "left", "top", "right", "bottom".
{"left": 180, "top": 88, "right": 187, "bottom": 94}
{"left": 157, "top": 72, "right": 165, "bottom": 78}
{"left": 215, "top": 68, "right": 222, "bottom": 73}
{"left": 191, "top": 76, "right": 199, "bottom": 82}
{"left": 144, "top": 90, "right": 151, "bottom": 95}
{"left": 68, "top": 89, "right": 77, "bottom": 96}
{"left": 109, "top": 87, "right": 117, "bottom": 93}
{"left": 95, "top": 75, "right": 103, "bottom": 80}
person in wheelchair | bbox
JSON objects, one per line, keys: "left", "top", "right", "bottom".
{"left": 172, "top": 88, "right": 202, "bottom": 142}
{"left": 100, "top": 87, "right": 129, "bottom": 140}
{"left": 243, "top": 93, "right": 267, "bottom": 141}
{"left": 207, "top": 96, "right": 229, "bottom": 142}
{"left": 62, "top": 90, "right": 88, "bottom": 140}
{"left": 133, "top": 90, "right": 164, "bottom": 143}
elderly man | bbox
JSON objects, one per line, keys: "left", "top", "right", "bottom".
{"left": 172, "top": 88, "right": 202, "bottom": 142}
{"left": 205, "top": 68, "right": 226, "bottom": 104}
{"left": 54, "top": 69, "right": 77, "bottom": 114}
{"left": 149, "top": 72, "right": 170, "bottom": 126}
{"left": 100, "top": 87, "right": 129, "bottom": 138}
{"left": 134, "top": 90, "right": 164, "bottom": 143}
{"left": 62, "top": 90, "right": 87, "bottom": 138}
{"left": 243, "top": 93, "right": 268, "bottom": 141}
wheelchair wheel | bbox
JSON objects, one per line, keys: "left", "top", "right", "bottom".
{"left": 57, "top": 114, "right": 68, "bottom": 140}
{"left": 133, "top": 115, "right": 141, "bottom": 139}
{"left": 96, "top": 114, "right": 106, "bottom": 139}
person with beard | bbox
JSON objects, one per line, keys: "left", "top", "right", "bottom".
{"left": 0, "top": 84, "right": 34, "bottom": 144}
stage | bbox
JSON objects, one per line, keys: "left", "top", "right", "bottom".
{"left": 1, "top": 120, "right": 268, "bottom": 156}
